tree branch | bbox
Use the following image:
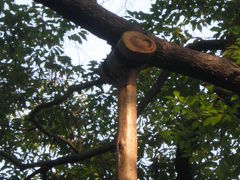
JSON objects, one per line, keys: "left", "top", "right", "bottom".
{"left": 136, "top": 39, "right": 228, "bottom": 116}
{"left": 28, "top": 79, "right": 104, "bottom": 153}
{"left": 137, "top": 70, "right": 170, "bottom": 116}
{"left": 26, "top": 168, "right": 43, "bottom": 180}
{"left": 0, "top": 151, "right": 24, "bottom": 170}
{"left": 34, "top": 0, "right": 240, "bottom": 94}
{"left": 30, "top": 79, "right": 104, "bottom": 115}
{"left": 151, "top": 38, "right": 240, "bottom": 95}
{"left": 35, "top": 0, "right": 140, "bottom": 45}
{"left": 186, "top": 39, "right": 227, "bottom": 51}
{"left": 25, "top": 142, "right": 115, "bottom": 169}
{"left": 0, "top": 142, "right": 115, "bottom": 177}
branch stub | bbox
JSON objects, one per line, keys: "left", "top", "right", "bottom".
{"left": 100, "top": 31, "right": 156, "bottom": 85}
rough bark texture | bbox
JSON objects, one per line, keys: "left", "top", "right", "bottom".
{"left": 117, "top": 70, "right": 137, "bottom": 180}
{"left": 35, "top": 0, "right": 240, "bottom": 95}
{"left": 151, "top": 40, "right": 240, "bottom": 94}
{"left": 186, "top": 39, "right": 227, "bottom": 51}
{"left": 36, "top": 0, "right": 141, "bottom": 45}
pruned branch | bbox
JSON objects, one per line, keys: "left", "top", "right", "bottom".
{"left": 28, "top": 79, "right": 104, "bottom": 153}
{"left": 34, "top": 0, "right": 240, "bottom": 94}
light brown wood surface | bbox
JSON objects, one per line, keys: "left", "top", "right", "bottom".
{"left": 117, "top": 69, "right": 137, "bottom": 180}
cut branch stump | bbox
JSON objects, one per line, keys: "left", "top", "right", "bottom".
{"left": 100, "top": 31, "right": 156, "bottom": 180}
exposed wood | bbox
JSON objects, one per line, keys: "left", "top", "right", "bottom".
{"left": 117, "top": 69, "right": 137, "bottom": 180}
{"left": 118, "top": 31, "right": 157, "bottom": 61}
{"left": 35, "top": 0, "right": 240, "bottom": 95}
{"left": 101, "top": 31, "right": 156, "bottom": 179}
{"left": 100, "top": 31, "right": 156, "bottom": 85}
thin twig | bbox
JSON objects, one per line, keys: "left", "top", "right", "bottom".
{"left": 0, "top": 142, "right": 115, "bottom": 178}
{"left": 26, "top": 168, "right": 43, "bottom": 180}
{"left": 0, "top": 151, "right": 24, "bottom": 169}
{"left": 28, "top": 79, "right": 104, "bottom": 153}
{"left": 137, "top": 70, "right": 170, "bottom": 116}
{"left": 24, "top": 142, "right": 115, "bottom": 169}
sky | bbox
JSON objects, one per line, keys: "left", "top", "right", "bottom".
{"left": 63, "top": 0, "right": 152, "bottom": 66}
{"left": 1, "top": 0, "right": 219, "bottom": 174}
{"left": 14, "top": 0, "right": 152, "bottom": 66}
{"left": 63, "top": 0, "right": 215, "bottom": 66}
{"left": 1, "top": 0, "right": 153, "bottom": 172}
{"left": 16, "top": 0, "right": 213, "bottom": 66}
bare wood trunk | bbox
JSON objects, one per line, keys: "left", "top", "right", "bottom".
{"left": 100, "top": 31, "right": 155, "bottom": 179}
{"left": 117, "top": 69, "right": 137, "bottom": 180}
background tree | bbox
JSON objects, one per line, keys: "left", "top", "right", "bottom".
{"left": 0, "top": 0, "right": 240, "bottom": 179}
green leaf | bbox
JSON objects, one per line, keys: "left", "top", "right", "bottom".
{"left": 203, "top": 114, "right": 222, "bottom": 126}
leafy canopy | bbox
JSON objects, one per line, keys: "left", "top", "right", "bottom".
{"left": 0, "top": 0, "right": 240, "bottom": 179}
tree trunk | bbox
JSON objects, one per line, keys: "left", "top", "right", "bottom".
{"left": 117, "top": 69, "right": 138, "bottom": 180}
{"left": 102, "top": 31, "right": 156, "bottom": 180}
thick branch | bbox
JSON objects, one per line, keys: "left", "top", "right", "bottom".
{"left": 186, "top": 39, "right": 227, "bottom": 51}
{"left": 28, "top": 79, "right": 104, "bottom": 153}
{"left": 35, "top": 0, "right": 141, "bottom": 45}
{"left": 35, "top": 0, "right": 240, "bottom": 94}
{"left": 136, "top": 39, "right": 227, "bottom": 116}
{"left": 151, "top": 39, "right": 240, "bottom": 95}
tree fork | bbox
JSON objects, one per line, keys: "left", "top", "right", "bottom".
{"left": 35, "top": 0, "right": 240, "bottom": 94}
{"left": 100, "top": 31, "right": 156, "bottom": 179}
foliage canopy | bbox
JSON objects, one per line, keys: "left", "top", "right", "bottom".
{"left": 0, "top": 0, "right": 240, "bottom": 179}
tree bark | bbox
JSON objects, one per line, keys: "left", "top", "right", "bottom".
{"left": 152, "top": 40, "right": 240, "bottom": 95}
{"left": 35, "top": 0, "right": 240, "bottom": 94}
